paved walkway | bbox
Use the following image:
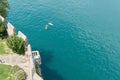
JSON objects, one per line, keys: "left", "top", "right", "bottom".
{"left": 0, "top": 54, "right": 31, "bottom": 80}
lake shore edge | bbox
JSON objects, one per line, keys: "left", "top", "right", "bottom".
{"left": 0, "top": 15, "right": 43, "bottom": 80}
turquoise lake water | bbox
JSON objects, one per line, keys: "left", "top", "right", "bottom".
{"left": 7, "top": 0, "right": 120, "bottom": 80}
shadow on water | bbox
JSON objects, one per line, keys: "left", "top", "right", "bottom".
{"left": 37, "top": 49, "right": 64, "bottom": 80}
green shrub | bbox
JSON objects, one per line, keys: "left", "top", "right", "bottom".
{"left": 7, "top": 34, "right": 25, "bottom": 54}
{"left": 0, "top": 19, "right": 6, "bottom": 32}
{"left": 12, "top": 65, "right": 26, "bottom": 80}
{"left": 13, "top": 65, "right": 23, "bottom": 72}
{"left": 0, "top": 19, "right": 6, "bottom": 38}
{"left": 0, "top": 0, "right": 9, "bottom": 18}
{"left": 16, "top": 71, "right": 26, "bottom": 80}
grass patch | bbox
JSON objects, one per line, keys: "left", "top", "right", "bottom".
{"left": 0, "top": 64, "right": 15, "bottom": 80}
{"left": 0, "top": 39, "right": 6, "bottom": 54}
{"left": 0, "top": 39, "right": 14, "bottom": 55}
{"left": 0, "top": 64, "right": 26, "bottom": 80}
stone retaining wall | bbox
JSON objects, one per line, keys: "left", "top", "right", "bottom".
{"left": 18, "top": 31, "right": 28, "bottom": 45}
{"left": 27, "top": 44, "right": 35, "bottom": 80}
{"left": 6, "top": 22, "right": 16, "bottom": 36}
{"left": 28, "top": 45, "right": 43, "bottom": 80}
{"left": 0, "top": 15, "right": 43, "bottom": 80}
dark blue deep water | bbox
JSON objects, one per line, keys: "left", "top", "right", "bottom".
{"left": 7, "top": 0, "right": 120, "bottom": 80}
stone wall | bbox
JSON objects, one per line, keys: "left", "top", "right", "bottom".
{"left": 0, "top": 15, "right": 43, "bottom": 80}
{"left": 6, "top": 22, "right": 16, "bottom": 36}
{"left": 27, "top": 44, "right": 35, "bottom": 80}
{"left": 0, "top": 16, "right": 16, "bottom": 36}
{"left": 33, "top": 73, "right": 43, "bottom": 80}
{"left": 27, "top": 45, "right": 43, "bottom": 80}
{"left": 18, "top": 31, "right": 28, "bottom": 45}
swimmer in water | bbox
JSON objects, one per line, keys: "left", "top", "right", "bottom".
{"left": 45, "top": 25, "right": 48, "bottom": 30}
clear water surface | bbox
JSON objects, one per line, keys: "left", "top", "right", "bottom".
{"left": 7, "top": 0, "right": 120, "bottom": 80}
